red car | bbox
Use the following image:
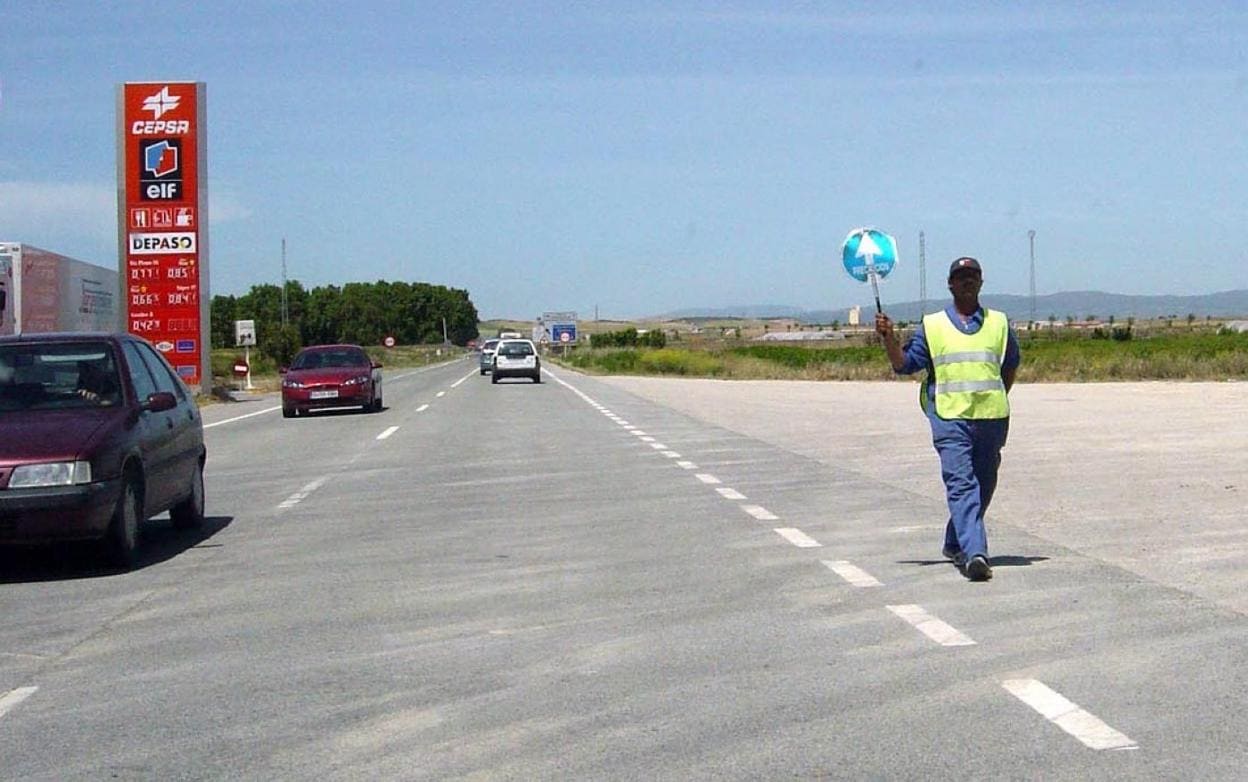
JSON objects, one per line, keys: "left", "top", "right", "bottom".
{"left": 0, "top": 332, "right": 206, "bottom": 568}
{"left": 281, "top": 344, "right": 383, "bottom": 418}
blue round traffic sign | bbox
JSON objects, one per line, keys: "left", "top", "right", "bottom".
{"left": 841, "top": 228, "right": 898, "bottom": 283}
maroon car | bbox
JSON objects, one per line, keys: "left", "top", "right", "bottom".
{"left": 280, "top": 344, "right": 382, "bottom": 418}
{"left": 0, "top": 332, "right": 206, "bottom": 568}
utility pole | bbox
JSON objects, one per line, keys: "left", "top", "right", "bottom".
{"left": 1028, "top": 230, "right": 1037, "bottom": 327}
{"left": 442, "top": 316, "right": 449, "bottom": 345}
{"left": 280, "top": 237, "right": 289, "bottom": 327}
{"left": 919, "top": 230, "right": 927, "bottom": 318}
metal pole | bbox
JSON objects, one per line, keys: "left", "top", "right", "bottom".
{"left": 281, "top": 237, "right": 288, "bottom": 327}
{"left": 919, "top": 230, "right": 927, "bottom": 317}
{"left": 244, "top": 345, "right": 254, "bottom": 390}
{"left": 1028, "top": 230, "right": 1037, "bottom": 327}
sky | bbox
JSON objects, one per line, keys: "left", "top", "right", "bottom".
{"left": 1, "top": 1, "right": 1246, "bottom": 320}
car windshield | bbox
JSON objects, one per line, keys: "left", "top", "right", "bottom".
{"left": 498, "top": 342, "right": 533, "bottom": 357}
{"left": 292, "top": 349, "right": 369, "bottom": 369}
{"left": 0, "top": 343, "right": 122, "bottom": 412}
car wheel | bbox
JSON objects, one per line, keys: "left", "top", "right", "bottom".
{"left": 479, "top": 369, "right": 486, "bottom": 375}
{"left": 170, "top": 460, "right": 205, "bottom": 530}
{"left": 104, "top": 476, "right": 142, "bottom": 569}
{"left": 283, "top": 406, "right": 296, "bottom": 418}
{"left": 374, "top": 392, "right": 383, "bottom": 412}
{"left": 491, "top": 374, "right": 499, "bottom": 384}
{"left": 533, "top": 373, "right": 541, "bottom": 383}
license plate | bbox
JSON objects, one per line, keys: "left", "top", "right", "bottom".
{"left": 310, "top": 390, "right": 338, "bottom": 399}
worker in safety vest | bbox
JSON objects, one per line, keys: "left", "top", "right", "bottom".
{"left": 875, "top": 257, "right": 1020, "bottom": 581}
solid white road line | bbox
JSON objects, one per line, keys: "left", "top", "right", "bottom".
{"left": 774, "top": 528, "right": 822, "bottom": 548}
{"left": 417, "top": 404, "right": 430, "bottom": 412}
{"left": 887, "top": 604, "right": 976, "bottom": 647}
{"left": 716, "top": 487, "right": 747, "bottom": 500}
{"left": 822, "top": 560, "right": 881, "bottom": 587}
{"left": 203, "top": 406, "right": 282, "bottom": 429}
{"left": 0, "top": 686, "right": 37, "bottom": 720}
{"left": 695, "top": 473, "right": 721, "bottom": 485}
{"left": 742, "top": 505, "right": 779, "bottom": 521}
{"left": 376, "top": 426, "right": 400, "bottom": 440}
{"left": 676, "top": 461, "right": 697, "bottom": 470}
{"left": 1002, "top": 679, "right": 1137, "bottom": 751}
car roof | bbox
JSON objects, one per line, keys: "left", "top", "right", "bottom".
{"left": 0, "top": 331, "right": 131, "bottom": 345}
{"left": 298, "top": 343, "right": 366, "bottom": 351}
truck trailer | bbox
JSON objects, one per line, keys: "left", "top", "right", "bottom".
{"left": 0, "top": 243, "right": 119, "bottom": 336}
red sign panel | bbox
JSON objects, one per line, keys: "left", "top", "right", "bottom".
{"left": 120, "top": 82, "right": 207, "bottom": 388}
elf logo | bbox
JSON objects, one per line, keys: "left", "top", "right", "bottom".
{"left": 139, "top": 139, "right": 183, "bottom": 201}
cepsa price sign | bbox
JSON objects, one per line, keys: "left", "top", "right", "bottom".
{"left": 117, "top": 81, "right": 210, "bottom": 390}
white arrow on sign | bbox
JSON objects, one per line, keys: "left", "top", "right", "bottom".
{"left": 856, "top": 231, "right": 882, "bottom": 270}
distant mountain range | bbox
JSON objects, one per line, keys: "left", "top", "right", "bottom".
{"left": 654, "top": 290, "right": 1248, "bottom": 324}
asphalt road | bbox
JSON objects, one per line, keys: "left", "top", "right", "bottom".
{"left": 2, "top": 360, "right": 1246, "bottom": 780}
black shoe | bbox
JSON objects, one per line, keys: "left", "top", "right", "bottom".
{"left": 965, "top": 555, "right": 992, "bottom": 582}
{"left": 942, "top": 545, "right": 965, "bottom": 567}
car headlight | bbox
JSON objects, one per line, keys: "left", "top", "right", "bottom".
{"left": 343, "top": 375, "right": 370, "bottom": 385}
{"left": 9, "top": 461, "right": 92, "bottom": 488}
{"left": 282, "top": 379, "right": 304, "bottom": 388}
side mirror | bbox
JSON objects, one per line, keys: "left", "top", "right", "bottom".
{"left": 143, "top": 391, "right": 177, "bottom": 412}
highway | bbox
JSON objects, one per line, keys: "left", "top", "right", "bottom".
{"left": 2, "top": 358, "right": 1247, "bottom": 779}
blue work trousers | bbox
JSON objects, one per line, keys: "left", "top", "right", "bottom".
{"left": 929, "top": 415, "right": 1010, "bottom": 559}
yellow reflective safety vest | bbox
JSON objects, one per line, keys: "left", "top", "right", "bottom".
{"left": 921, "top": 308, "right": 1011, "bottom": 419}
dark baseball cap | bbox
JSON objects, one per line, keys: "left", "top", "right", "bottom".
{"left": 948, "top": 257, "right": 982, "bottom": 279}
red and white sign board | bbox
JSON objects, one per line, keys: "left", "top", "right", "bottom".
{"left": 118, "top": 82, "right": 209, "bottom": 391}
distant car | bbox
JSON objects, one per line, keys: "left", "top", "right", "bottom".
{"left": 281, "top": 344, "right": 382, "bottom": 417}
{"left": 0, "top": 332, "right": 206, "bottom": 568}
{"left": 491, "top": 339, "right": 541, "bottom": 383}
{"left": 478, "top": 338, "right": 500, "bottom": 375}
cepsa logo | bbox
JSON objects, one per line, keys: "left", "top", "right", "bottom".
{"left": 131, "top": 86, "right": 190, "bottom": 135}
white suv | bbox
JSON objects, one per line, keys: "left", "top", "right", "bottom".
{"left": 491, "top": 339, "right": 541, "bottom": 384}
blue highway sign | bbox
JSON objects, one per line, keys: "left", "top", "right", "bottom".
{"left": 841, "top": 228, "right": 898, "bottom": 283}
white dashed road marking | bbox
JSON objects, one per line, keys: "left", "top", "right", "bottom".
{"left": 649, "top": 443, "right": 668, "bottom": 450}
{"left": 662, "top": 451, "right": 681, "bottom": 458}
{"left": 451, "top": 369, "right": 477, "bottom": 387}
{"left": 279, "top": 477, "right": 327, "bottom": 510}
{"left": 0, "top": 686, "right": 38, "bottom": 720}
{"left": 716, "top": 487, "right": 746, "bottom": 500}
{"left": 1002, "top": 679, "right": 1138, "bottom": 751}
{"left": 676, "top": 461, "right": 697, "bottom": 470}
{"left": 822, "top": 560, "right": 882, "bottom": 587}
{"left": 376, "top": 426, "right": 399, "bottom": 440}
{"left": 887, "top": 604, "right": 976, "bottom": 647}
{"left": 436, "top": 391, "right": 446, "bottom": 397}
{"left": 742, "top": 505, "right": 779, "bottom": 521}
{"left": 695, "top": 473, "right": 721, "bottom": 485}
{"left": 417, "top": 404, "right": 430, "bottom": 412}
{"left": 774, "top": 528, "right": 821, "bottom": 548}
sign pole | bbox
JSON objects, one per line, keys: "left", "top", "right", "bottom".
{"left": 244, "top": 344, "right": 253, "bottom": 390}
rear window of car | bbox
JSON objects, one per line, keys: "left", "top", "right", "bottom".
{"left": 498, "top": 342, "right": 533, "bottom": 357}
{"left": 482, "top": 340, "right": 499, "bottom": 351}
